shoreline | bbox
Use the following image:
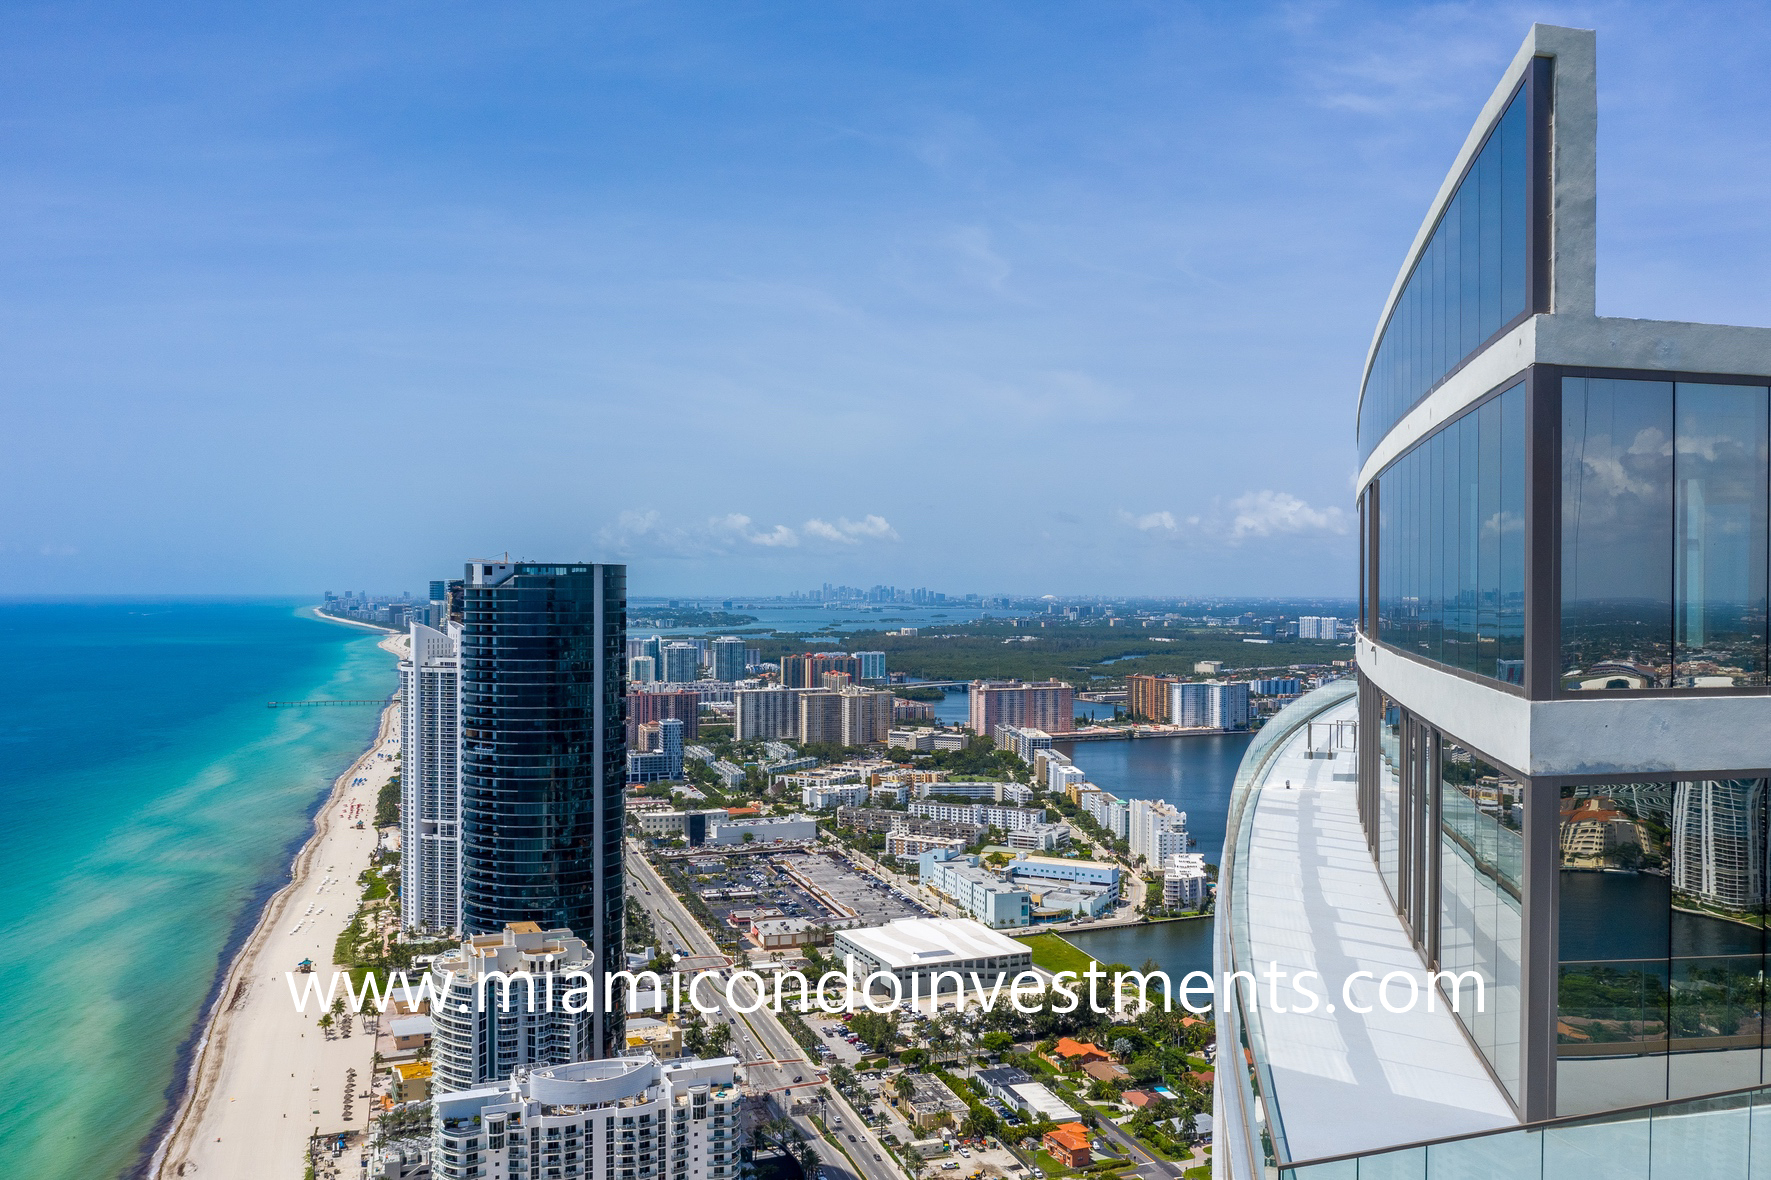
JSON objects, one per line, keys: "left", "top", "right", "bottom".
{"left": 148, "top": 630, "right": 404, "bottom": 1180}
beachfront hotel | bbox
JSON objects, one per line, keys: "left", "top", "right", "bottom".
{"left": 1217, "top": 25, "right": 1771, "bottom": 1177}
{"left": 401, "top": 618, "right": 463, "bottom": 934}
{"left": 431, "top": 1054, "right": 743, "bottom": 1180}
{"left": 460, "top": 561, "right": 628, "bottom": 1058}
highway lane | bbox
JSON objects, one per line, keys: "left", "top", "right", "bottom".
{"left": 625, "top": 846, "right": 905, "bottom": 1180}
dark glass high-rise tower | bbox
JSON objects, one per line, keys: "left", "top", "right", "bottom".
{"left": 458, "top": 560, "right": 626, "bottom": 1055}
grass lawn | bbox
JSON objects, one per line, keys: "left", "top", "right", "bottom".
{"left": 1033, "top": 1149, "right": 1074, "bottom": 1178}
{"left": 1014, "top": 931, "right": 1095, "bottom": 976}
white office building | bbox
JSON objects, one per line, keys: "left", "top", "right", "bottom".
{"left": 429, "top": 923, "right": 601, "bottom": 1095}
{"left": 431, "top": 1054, "right": 743, "bottom": 1180}
{"left": 834, "top": 916, "right": 1033, "bottom": 996}
{"left": 400, "top": 620, "right": 461, "bottom": 935}
{"left": 1004, "top": 822, "right": 1072, "bottom": 852}
{"left": 705, "top": 815, "right": 819, "bottom": 845}
{"left": 918, "top": 849, "right": 1032, "bottom": 928}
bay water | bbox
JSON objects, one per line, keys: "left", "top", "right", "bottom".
{"left": 0, "top": 601, "right": 396, "bottom": 1179}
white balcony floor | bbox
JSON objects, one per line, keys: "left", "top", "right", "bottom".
{"left": 1241, "top": 696, "right": 1519, "bottom": 1162}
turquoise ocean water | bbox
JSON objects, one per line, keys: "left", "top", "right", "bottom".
{"left": 0, "top": 601, "right": 397, "bottom": 1179}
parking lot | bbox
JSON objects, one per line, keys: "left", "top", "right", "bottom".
{"left": 685, "top": 850, "right": 929, "bottom": 934}
{"left": 790, "top": 850, "right": 929, "bottom": 926}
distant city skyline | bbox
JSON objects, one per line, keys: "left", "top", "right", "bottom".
{"left": 7, "top": 4, "right": 1771, "bottom": 598}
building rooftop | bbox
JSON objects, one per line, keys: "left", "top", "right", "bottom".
{"left": 836, "top": 917, "right": 1029, "bottom": 969}
{"left": 1230, "top": 688, "right": 1515, "bottom": 1162}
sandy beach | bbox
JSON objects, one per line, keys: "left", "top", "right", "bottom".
{"left": 153, "top": 630, "right": 407, "bottom": 1179}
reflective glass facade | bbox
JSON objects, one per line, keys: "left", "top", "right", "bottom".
{"left": 1358, "top": 87, "right": 1535, "bottom": 463}
{"left": 1440, "top": 738, "right": 1524, "bottom": 1102}
{"left": 1358, "top": 680, "right": 1526, "bottom": 1105}
{"left": 1562, "top": 377, "right": 1770, "bottom": 690}
{"left": 459, "top": 563, "right": 627, "bottom": 1056}
{"left": 1375, "top": 383, "right": 1526, "bottom": 684}
{"left": 1557, "top": 778, "right": 1768, "bottom": 1115}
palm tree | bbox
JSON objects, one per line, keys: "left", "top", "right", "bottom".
{"left": 894, "top": 1074, "right": 917, "bottom": 1101}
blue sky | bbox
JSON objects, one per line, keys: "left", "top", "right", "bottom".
{"left": 5, "top": 1, "right": 1771, "bottom": 597}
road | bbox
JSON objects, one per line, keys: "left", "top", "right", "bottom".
{"left": 1090, "top": 1109, "right": 1184, "bottom": 1180}
{"left": 625, "top": 846, "right": 906, "bottom": 1180}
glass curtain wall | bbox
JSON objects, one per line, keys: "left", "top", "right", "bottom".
{"left": 1376, "top": 383, "right": 1526, "bottom": 683}
{"left": 1358, "top": 88, "right": 1531, "bottom": 462}
{"left": 1439, "top": 740, "right": 1525, "bottom": 1103}
{"left": 1378, "top": 693, "right": 1403, "bottom": 900}
{"left": 1562, "top": 378, "right": 1769, "bottom": 690}
{"left": 1557, "top": 779, "right": 1768, "bottom": 1117}
{"left": 1360, "top": 673, "right": 1526, "bottom": 1104}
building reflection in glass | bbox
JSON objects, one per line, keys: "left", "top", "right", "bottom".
{"left": 1557, "top": 780, "right": 1767, "bottom": 1115}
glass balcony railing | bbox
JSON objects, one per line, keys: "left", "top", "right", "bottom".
{"left": 1282, "top": 1085, "right": 1771, "bottom": 1179}
{"left": 1217, "top": 679, "right": 1359, "bottom": 1175}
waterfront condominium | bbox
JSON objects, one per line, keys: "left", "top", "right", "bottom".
{"left": 459, "top": 561, "right": 626, "bottom": 1058}
{"left": 1218, "top": 26, "right": 1771, "bottom": 1178}
{"left": 428, "top": 923, "right": 600, "bottom": 1094}
{"left": 399, "top": 619, "right": 462, "bottom": 934}
{"left": 967, "top": 679, "right": 1075, "bottom": 738}
{"left": 709, "top": 635, "right": 747, "bottom": 682}
{"left": 431, "top": 1054, "right": 743, "bottom": 1180}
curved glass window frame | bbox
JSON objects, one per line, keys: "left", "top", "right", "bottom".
{"left": 1372, "top": 379, "right": 1528, "bottom": 688}
{"left": 1357, "top": 61, "right": 1549, "bottom": 465}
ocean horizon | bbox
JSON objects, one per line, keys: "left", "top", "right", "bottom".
{"left": 0, "top": 600, "right": 397, "bottom": 1179}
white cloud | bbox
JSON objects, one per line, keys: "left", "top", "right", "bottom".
{"left": 804, "top": 514, "right": 900, "bottom": 544}
{"left": 713, "top": 513, "right": 800, "bottom": 548}
{"left": 1229, "top": 490, "right": 1348, "bottom": 539}
{"left": 1134, "top": 511, "right": 1177, "bottom": 531}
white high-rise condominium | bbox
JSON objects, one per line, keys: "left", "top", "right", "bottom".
{"left": 431, "top": 1055, "right": 744, "bottom": 1180}
{"left": 1128, "top": 798, "right": 1188, "bottom": 864}
{"left": 628, "top": 654, "right": 657, "bottom": 683}
{"left": 1296, "top": 615, "right": 1337, "bottom": 640}
{"left": 661, "top": 642, "right": 700, "bottom": 684}
{"left": 734, "top": 686, "right": 798, "bottom": 741}
{"left": 855, "top": 650, "right": 887, "bottom": 681}
{"left": 1170, "top": 680, "right": 1251, "bottom": 729}
{"left": 400, "top": 619, "right": 461, "bottom": 934}
{"left": 709, "top": 636, "right": 747, "bottom": 682}
{"left": 428, "top": 923, "right": 600, "bottom": 1094}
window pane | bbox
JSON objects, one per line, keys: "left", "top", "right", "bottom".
{"left": 1561, "top": 377, "right": 1675, "bottom": 690}
{"left": 1673, "top": 383, "right": 1768, "bottom": 686}
{"left": 1439, "top": 739, "right": 1523, "bottom": 1101}
{"left": 1499, "top": 388, "right": 1526, "bottom": 681}
{"left": 1358, "top": 87, "right": 1534, "bottom": 461}
{"left": 1379, "top": 695, "right": 1403, "bottom": 898}
{"left": 1478, "top": 396, "right": 1503, "bottom": 673}
{"left": 1559, "top": 782, "right": 1673, "bottom": 1115}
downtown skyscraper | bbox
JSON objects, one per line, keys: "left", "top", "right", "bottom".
{"left": 458, "top": 560, "right": 626, "bottom": 1057}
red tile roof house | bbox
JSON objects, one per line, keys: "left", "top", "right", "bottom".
{"left": 1043, "top": 1123, "right": 1092, "bottom": 1169}
{"left": 1047, "top": 1037, "right": 1112, "bottom": 1069}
